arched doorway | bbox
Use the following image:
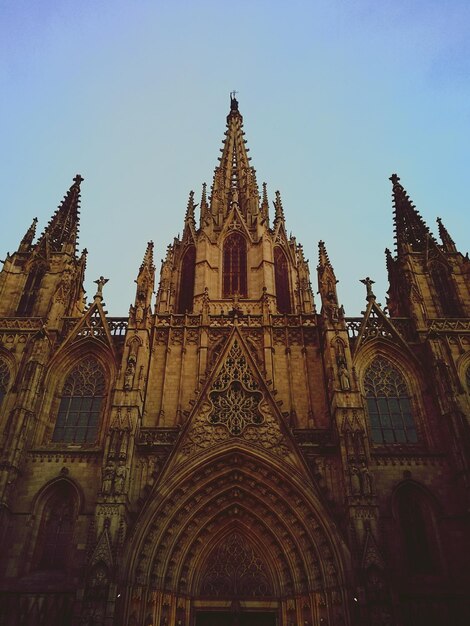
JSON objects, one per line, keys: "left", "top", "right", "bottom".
{"left": 120, "top": 447, "right": 352, "bottom": 626}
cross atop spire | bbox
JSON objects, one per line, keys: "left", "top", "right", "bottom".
{"left": 390, "top": 174, "right": 435, "bottom": 253}
{"left": 37, "top": 174, "right": 83, "bottom": 255}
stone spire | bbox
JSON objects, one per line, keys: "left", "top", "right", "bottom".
{"left": 390, "top": 174, "right": 434, "bottom": 254}
{"left": 209, "top": 94, "right": 259, "bottom": 222}
{"left": 37, "top": 174, "right": 83, "bottom": 255}
{"left": 436, "top": 217, "right": 457, "bottom": 253}
{"left": 18, "top": 217, "right": 38, "bottom": 252}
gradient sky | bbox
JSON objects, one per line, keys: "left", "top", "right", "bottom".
{"left": 1, "top": 0, "right": 469, "bottom": 316}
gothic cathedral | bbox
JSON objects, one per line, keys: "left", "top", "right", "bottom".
{"left": 1, "top": 97, "right": 469, "bottom": 626}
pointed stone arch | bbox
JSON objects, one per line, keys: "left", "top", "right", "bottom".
{"left": 274, "top": 246, "right": 291, "bottom": 314}
{"left": 177, "top": 244, "right": 196, "bottom": 313}
{"left": 222, "top": 232, "right": 247, "bottom": 298}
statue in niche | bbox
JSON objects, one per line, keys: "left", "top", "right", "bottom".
{"left": 114, "top": 462, "right": 127, "bottom": 494}
{"left": 124, "top": 355, "right": 136, "bottom": 390}
{"left": 350, "top": 465, "right": 361, "bottom": 495}
{"left": 102, "top": 463, "right": 115, "bottom": 495}
{"left": 360, "top": 462, "right": 373, "bottom": 495}
{"left": 337, "top": 357, "right": 351, "bottom": 391}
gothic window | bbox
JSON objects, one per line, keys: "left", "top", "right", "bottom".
{"left": 223, "top": 233, "right": 247, "bottom": 298}
{"left": 35, "top": 484, "right": 76, "bottom": 571}
{"left": 178, "top": 245, "right": 196, "bottom": 313}
{"left": 52, "top": 357, "right": 105, "bottom": 444}
{"left": 430, "top": 262, "right": 460, "bottom": 317}
{"left": 364, "top": 357, "right": 417, "bottom": 444}
{"left": 396, "top": 485, "right": 439, "bottom": 575}
{"left": 0, "top": 359, "right": 10, "bottom": 407}
{"left": 17, "top": 264, "right": 46, "bottom": 316}
{"left": 274, "top": 247, "right": 291, "bottom": 313}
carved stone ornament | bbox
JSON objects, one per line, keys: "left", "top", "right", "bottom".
{"left": 200, "top": 532, "right": 273, "bottom": 597}
{"left": 208, "top": 339, "right": 264, "bottom": 436}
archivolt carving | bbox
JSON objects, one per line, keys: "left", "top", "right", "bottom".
{"left": 131, "top": 453, "right": 342, "bottom": 601}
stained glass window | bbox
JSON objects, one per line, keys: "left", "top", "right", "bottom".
{"left": 274, "top": 247, "right": 291, "bottom": 313}
{"left": 0, "top": 359, "right": 10, "bottom": 407}
{"left": 178, "top": 245, "right": 196, "bottom": 313}
{"left": 223, "top": 233, "right": 247, "bottom": 298}
{"left": 364, "top": 357, "right": 417, "bottom": 444}
{"left": 52, "top": 357, "right": 105, "bottom": 444}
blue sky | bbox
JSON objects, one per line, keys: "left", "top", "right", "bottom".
{"left": 1, "top": 0, "right": 469, "bottom": 315}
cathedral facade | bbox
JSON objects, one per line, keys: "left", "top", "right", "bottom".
{"left": 0, "top": 97, "right": 469, "bottom": 626}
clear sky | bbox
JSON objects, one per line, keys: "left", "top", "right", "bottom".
{"left": 1, "top": 0, "right": 469, "bottom": 316}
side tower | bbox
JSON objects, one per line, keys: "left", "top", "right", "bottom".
{"left": 0, "top": 175, "right": 86, "bottom": 323}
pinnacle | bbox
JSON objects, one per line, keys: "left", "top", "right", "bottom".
{"left": 318, "top": 240, "right": 332, "bottom": 269}
{"left": 436, "top": 217, "right": 456, "bottom": 252}
{"left": 185, "top": 190, "right": 196, "bottom": 223}
{"left": 19, "top": 217, "right": 38, "bottom": 250}
{"left": 37, "top": 174, "right": 83, "bottom": 254}
{"left": 390, "top": 173, "right": 434, "bottom": 253}
{"left": 140, "top": 241, "right": 155, "bottom": 273}
{"left": 273, "top": 190, "right": 285, "bottom": 223}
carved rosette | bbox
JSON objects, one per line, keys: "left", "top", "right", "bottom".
{"left": 208, "top": 340, "right": 264, "bottom": 436}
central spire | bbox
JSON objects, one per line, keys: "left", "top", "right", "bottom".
{"left": 209, "top": 95, "right": 260, "bottom": 225}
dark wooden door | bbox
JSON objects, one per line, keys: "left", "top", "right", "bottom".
{"left": 196, "top": 611, "right": 276, "bottom": 626}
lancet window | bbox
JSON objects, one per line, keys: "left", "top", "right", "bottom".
{"left": 35, "top": 484, "right": 76, "bottom": 571}
{"left": 364, "top": 357, "right": 417, "bottom": 444}
{"left": 52, "top": 357, "right": 105, "bottom": 444}
{"left": 0, "top": 359, "right": 10, "bottom": 407}
{"left": 17, "top": 263, "right": 46, "bottom": 316}
{"left": 178, "top": 245, "right": 196, "bottom": 313}
{"left": 430, "top": 262, "right": 460, "bottom": 317}
{"left": 274, "top": 247, "right": 291, "bottom": 313}
{"left": 396, "top": 484, "right": 439, "bottom": 574}
{"left": 223, "top": 233, "right": 247, "bottom": 298}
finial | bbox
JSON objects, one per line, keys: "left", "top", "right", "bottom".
{"left": 360, "top": 277, "right": 376, "bottom": 302}
{"left": 73, "top": 174, "right": 84, "bottom": 186}
{"left": 389, "top": 173, "right": 400, "bottom": 186}
{"left": 185, "top": 190, "right": 197, "bottom": 223}
{"left": 93, "top": 276, "right": 109, "bottom": 300}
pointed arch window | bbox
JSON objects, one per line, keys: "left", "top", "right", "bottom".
{"left": 35, "top": 483, "right": 76, "bottom": 571}
{"left": 0, "top": 358, "right": 10, "bottom": 407}
{"left": 430, "top": 262, "right": 460, "bottom": 317}
{"left": 364, "top": 357, "right": 417, "bottom": 444}
{"left": 223, "top": 232, "right": 247, "bottom": 298}
{"left": 396, "top": 484, "right": 439, "bottom": 574}
{"left": 52, "top": 357, "right": 105, "bottom": 444}
{"left": 17, "top": 263, "right": 46, "bottom": 316}
{"left": 178, "top": 245, "right": 196, "bottom": 313}
{"left": 274, "top": 247, "right": 291, "bottom": 313}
